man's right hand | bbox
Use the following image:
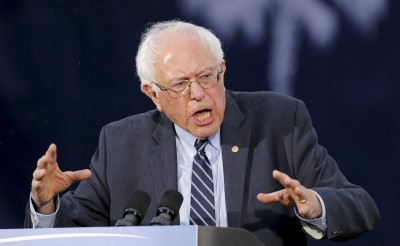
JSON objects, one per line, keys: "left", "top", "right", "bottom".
{"left": 31, "top": 143, "right": 92, "bottom": 215}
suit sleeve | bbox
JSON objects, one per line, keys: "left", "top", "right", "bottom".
{"left": 52, "top": 127, "right": 111, "bottom": 227}
{"left": 288, "top": 99, "right": 380, "bottom": 240}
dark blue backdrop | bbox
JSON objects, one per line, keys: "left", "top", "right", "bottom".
{"left": 0, "top": 1, "right": 398, "bottom": 245}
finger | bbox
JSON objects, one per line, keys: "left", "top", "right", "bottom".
{"left": 273, "top": 170, "right": 308, "bottom": 205}
{"left": 73, "top": 169, "right": 92, "bottom": 181}
{"left": 65, "top": 169, "right": 92, "bottom": 182}
{"left": 294, "top": 186, "right": 307, "bottom": 204}
{"left": 36, "top": 155, "right": 47, "bottom": 169}
{"left": 46, "top": 143, "right": 57, "bottom": 161}
{"left": 257, "top": 190, "right": 285, "bottom": 204}
{"left": 36, "top": 156, "right": 56, "bottom": 173}
{"left": 273, "top": 170, "right": 296, "bottom": 197}
{"left": 32, "top": 168, "right": 46, "bottom": 180}
{"left": 31, "top": 179, "right": 44, "bottom": 191}
{"left": 272, "top": 170, "right": 301, "bottom": 190}
{"left": 36, "top": 144, "right": 58, "bottom": 170}
{"left": 272, "top": 170, "right": 290, "bottom": 186}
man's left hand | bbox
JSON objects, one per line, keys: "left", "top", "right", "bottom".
{"left": 257, "top": 170, "right": 322, "bottom": 219}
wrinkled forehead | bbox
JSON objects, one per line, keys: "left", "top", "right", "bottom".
{"left": 153, "top": 30, "right": 217, "bottom": 77}
{"left": 154, "top": 29, "right": 214, "bottom": 62}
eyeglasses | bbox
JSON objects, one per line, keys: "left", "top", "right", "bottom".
{"left": 152, "top": 65, "right": 223, "bottom": 98}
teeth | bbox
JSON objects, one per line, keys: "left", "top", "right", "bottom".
{"left": 195, "top": 111, "right": 210, "bottom": 121}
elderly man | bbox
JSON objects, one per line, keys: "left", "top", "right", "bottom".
{"left": 27, "top": 20, "right": 379, "bottom": 245}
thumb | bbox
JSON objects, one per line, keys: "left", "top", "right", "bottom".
{"left": 257, "top": 190, "right": 283, "bottom": 204}
{"left": 67, "top": 169, "right": 92, "bottom": 182}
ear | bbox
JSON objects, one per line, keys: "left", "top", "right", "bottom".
{"left": 142, "top": 84, "right": 163, "bottom": 112}
{"left": 220, "top": 62, "right": 226, "bottom": 78}
{"left": 220, "top": 62, "right": 227, "bottom": 91}
{"left": 221, "top": 61, "right": 226, "bottom": 73}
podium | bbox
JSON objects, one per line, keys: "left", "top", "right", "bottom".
{"left": 0, "top": 226, "right": 265, "bottom": 246}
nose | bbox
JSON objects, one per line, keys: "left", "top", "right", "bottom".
{"left": 189, "top": 80, "right": 205, "bottom": 101}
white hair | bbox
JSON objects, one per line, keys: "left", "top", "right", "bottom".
{"left": 135, "top": 20, "right": 224, "bottom": 91}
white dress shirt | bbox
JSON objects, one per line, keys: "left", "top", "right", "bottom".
{"left": 174, "top": 125, "right": 227, "bottom": 226}
{"left": 31, "top": 124, "right": 326, "bottom": 238}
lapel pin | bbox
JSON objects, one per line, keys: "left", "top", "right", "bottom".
{"left": 231, "top": 146, "right": 239, "bottom": 153}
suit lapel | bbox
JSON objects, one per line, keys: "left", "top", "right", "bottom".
{"left": 148, "top": 113, "right": 178, "bottom": 206}
{"left": 147, "top": 92, "right": 250, "bottom": 227}
{"left": 221, "top": 92, "right": 250, "bottom": 227}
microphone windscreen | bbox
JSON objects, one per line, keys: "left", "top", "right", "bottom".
{"left": 125, "top": 190, "right": 151, "bottom": 215}
{"left": 159, "top": 189, "right": 183, "bottom": 212}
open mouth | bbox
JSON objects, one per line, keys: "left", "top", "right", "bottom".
{"left": 194, "top": 109, "right": 211, "bottom": 121}
{"left": 193, "top": 109, "right": 213, "bottom": 125}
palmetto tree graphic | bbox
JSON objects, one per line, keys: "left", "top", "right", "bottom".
{"left": 178, "top": 0, "right": 388, "bottom": 95}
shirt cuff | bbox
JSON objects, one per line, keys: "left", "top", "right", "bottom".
{"left": 294, "top": 190, "right": 327, "bottom": 239}
{"left": 29, "top": 193, "right": 59, "bottom": 228}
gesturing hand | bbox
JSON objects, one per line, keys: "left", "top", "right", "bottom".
{"left": 257, "top": 170, "right": 322, "bottom": 219}
{"left": 31, "top": 143, "right": 91, "bottom": 214}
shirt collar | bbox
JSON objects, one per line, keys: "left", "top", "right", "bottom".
{"left": 174, "top": 124, "right": 220, "bottom": 151}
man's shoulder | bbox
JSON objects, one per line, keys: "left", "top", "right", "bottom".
{"left": 224, "top": 91, "right": 308, "bottom": 135}
{"left": 226, "top": 90, "right": 300, "bottom": 110}
{"left": 102, "top": 109, "right": 162, "bottom": 134}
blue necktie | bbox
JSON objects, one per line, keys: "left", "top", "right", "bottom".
{"left": 189, "top": 139, "right": 216, "bottom": 226}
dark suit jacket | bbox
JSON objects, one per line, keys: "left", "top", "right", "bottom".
{"left": 25, "top": 91, "right": 380, "bottom": 245}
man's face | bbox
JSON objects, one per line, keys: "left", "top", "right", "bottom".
{"left": 143, "top": 31, "right": 226, "bottom": 139}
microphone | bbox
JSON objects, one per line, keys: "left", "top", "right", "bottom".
{"left": 115, "top": 190, "right": 151, "bottom": 226}
{"left": 150, "top": 190, "right": 183, "bottom": 226}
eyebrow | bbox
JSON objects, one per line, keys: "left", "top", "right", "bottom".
{"left": 169, "top": 67, "right": 215, "bottom": 82}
